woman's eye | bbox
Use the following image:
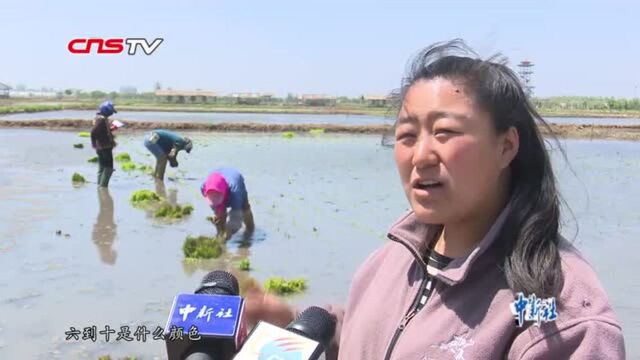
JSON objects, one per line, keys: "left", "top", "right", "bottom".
{"left": 396, "top": 132, "right": 416, "bottom": 141}
{"left": 434, "top": 128, "right": 457, "bottom": 136}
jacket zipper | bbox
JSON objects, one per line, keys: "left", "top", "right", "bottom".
{"left": 383, "top": 234, "right": 436, "bottom": 360}
{"left": 383, "top": 277, "right": 429, "bottom": 360}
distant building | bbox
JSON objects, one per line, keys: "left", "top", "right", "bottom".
{"left": 300, "top": 94, "right": 337, "bottom": 106}
{"left": 155, "top": 89, "right": 217, "bottom": 103}
{"left": 9, "top": 89, "right": 58, "bottom": 98}
{"left": 362, "top": 94, "right": 389, "bottom": 107}
{"left": 230, "top": 92, "right": 274, "bottom": 105}
{"left": 120, "top": 86, "right": 138, "bottom": 95}
{"left": 0, "top": 82, "right": 11, "bottom": 98}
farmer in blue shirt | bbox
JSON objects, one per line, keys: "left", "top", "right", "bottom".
{"left": 143, "top": 129, "right": 193, "bottom": 180}
{"left": 201, "top": 167, "right": 255, "bottom": 240}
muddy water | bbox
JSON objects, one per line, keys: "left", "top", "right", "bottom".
{"left": 0, "top": 110, "right": 389, "bottom": 126}
{"left": 0, "top": 129, "right": 638, "bottom": 359}
{"left": 1, "top": 110, "right": 640, "bottom": 126}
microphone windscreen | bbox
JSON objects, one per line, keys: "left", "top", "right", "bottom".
{"left": 196, "top": 270, "right": 240, "bottom": 296}
{"left": 286, "top": 306, "right": 336, "bottom": 345}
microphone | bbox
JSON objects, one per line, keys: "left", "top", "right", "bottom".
{"left": 164, "top": 270, "right": 248, "bottom": 360}
{"left": 233, "top": 306, "right": 336, "bottom": 360}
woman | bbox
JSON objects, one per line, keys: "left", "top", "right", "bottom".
{"left": 90, "top": 100, "right": 118, "bottom": 188}
{"left": 201, "top": 167, "right": 255, "bottom": 240}
{"left": 244, "top": 40, "right": 625, "bottom": 359}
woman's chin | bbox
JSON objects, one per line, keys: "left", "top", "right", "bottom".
{"left": 411, "top": 205, "right": 447, "bottom": 225}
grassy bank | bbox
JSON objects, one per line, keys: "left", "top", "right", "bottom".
{"left": 538, "top": 109, "right": 640, "bottom": 118}
{"left": 0, "top": 104, "right": 64, "bottom": 115}
{"left": 2, "top": 119, "right": 639, "bottom": 141}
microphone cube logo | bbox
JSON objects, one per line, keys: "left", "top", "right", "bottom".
{"left": 258, "top": 338, "right": 305, "bottom": 360}
{"left": 67, "top": 38, "right": 163, "bottom": 55}
{"left": 234, "top": 322, "right": 320, "bottom": 360}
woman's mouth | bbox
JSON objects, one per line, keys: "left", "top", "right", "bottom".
{"left": 413, "top": 180, "right": 443, "bottom": 190}
{"left": 412, "top": 179, "right": 445, "bottom": 198}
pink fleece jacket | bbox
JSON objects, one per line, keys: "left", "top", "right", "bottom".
{"left": 324, "top": 205, "right": 625, "bottom": 359}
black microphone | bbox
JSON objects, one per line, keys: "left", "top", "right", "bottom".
{"left": 164, "top": 270, "right": 248, "bottom": 360}
{"left": 196, "top": 270, "right": 240, "bottom": 296}
{"left": 286, "top": 306, "right": 336, "bottom": 346}
{"left": 233, "top": 306, "right": 336, "bottom": 360}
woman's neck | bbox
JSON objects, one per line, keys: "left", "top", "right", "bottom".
{"left": 433, "top": 194, "right": 508, "bottom": 259}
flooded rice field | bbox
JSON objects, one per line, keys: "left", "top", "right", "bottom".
{"left": 1, "top": 109, "right": 640, "bottom": 126}
{"left": 0, "top": 128, "right": 638, "bottom": 359}
{"left": 0, "top": 110, "right": 388, "bottom": 126}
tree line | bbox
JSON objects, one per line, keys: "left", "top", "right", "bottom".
{"left": 533, "top": 97, "right": 640, "bottom": 111}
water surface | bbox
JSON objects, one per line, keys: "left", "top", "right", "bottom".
{"left": 0, "top": 129, "right": 637, "bottom": 359}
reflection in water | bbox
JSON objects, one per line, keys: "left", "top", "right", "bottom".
{"left": 154, "top": 179, "right": 178, "bottom": 205}
{"left": 92, "top": 188, "right": 117, "bottom": 265}
{"left": 181, "top": 257, "right": 237, "bottom": 277}
{"left": 227, "top": 228, "right": 267, "bottom": 260}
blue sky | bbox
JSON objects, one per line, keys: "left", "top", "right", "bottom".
{"left": 1, "top": 0, "right": 638, "bottom": 97}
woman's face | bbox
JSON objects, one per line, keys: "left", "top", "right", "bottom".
{"left": 394, "top": 78, "right": 518, "bottom": 225}
{"left": 205, "top": 191, "right": 224, "bottom": 207}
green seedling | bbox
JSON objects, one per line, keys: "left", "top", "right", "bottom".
{"left": 183, "top": 235, "right": 224, "bottom": 259}
{"left": 115, "top": 152, "right": 131, "bottom": 162}
{"left": 154, "top": 204, "right": 194, "bottom": 219}
{"left": 282, "top": 131, "right": 295, "bottom": 138}
{"left": 77, "top": 132, "right": 90, "bottom": 137}
{"left": 121, "top": 162, "right": 136, "bottom": 171}
{"left": 137, "top": 164, "right": 153, "bottom": 174}
{"left": 71, "top": 172, "right": 86, "bottom": 184}
{"left": 73, "top": 143, "right": 84, "bottom": 149}
{"left": 309, "top": 128, "right": 325, "bottom": 135}
{"left": 130, "top": 190, "right": 161, "bottom": 205}
{"left": 238, "top": 258, "right": 251, "bottom": 271}
{"left": 87, "top": 156, "right": 98, "bottom": 163}
{"left": 264, "top": 277, "right": 307, "bottom": 295}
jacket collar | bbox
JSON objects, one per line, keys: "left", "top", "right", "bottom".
{"left": 387, "top": 202, "right": 511, "bottom": 286}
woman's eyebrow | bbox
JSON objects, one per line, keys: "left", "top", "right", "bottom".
{"left": 398, "top": 111, "right": 469, "bottom": 125}
{"left": 396, "top": 114, "right": 419, "bottom": 125}
{"left": 428, "top": 110, "right": 470, "bottom": 122}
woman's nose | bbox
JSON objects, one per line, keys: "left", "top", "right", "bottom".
{"left": 412, "top": 135, "right": 439, "bottom": 169}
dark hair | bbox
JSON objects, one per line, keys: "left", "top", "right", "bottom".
{"left": 387, "top": 39, "right": 564, "bottom": 298}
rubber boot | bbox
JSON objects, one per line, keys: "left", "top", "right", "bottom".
{"left": 99, "top": 167, "right": 114, "bottom": 188}
{"left": 97, "top": 164, "right": 104, "bottom": 186}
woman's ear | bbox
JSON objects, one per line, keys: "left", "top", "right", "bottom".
{"left": 499, "top": 126, "right": 519, "bottom": 169}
